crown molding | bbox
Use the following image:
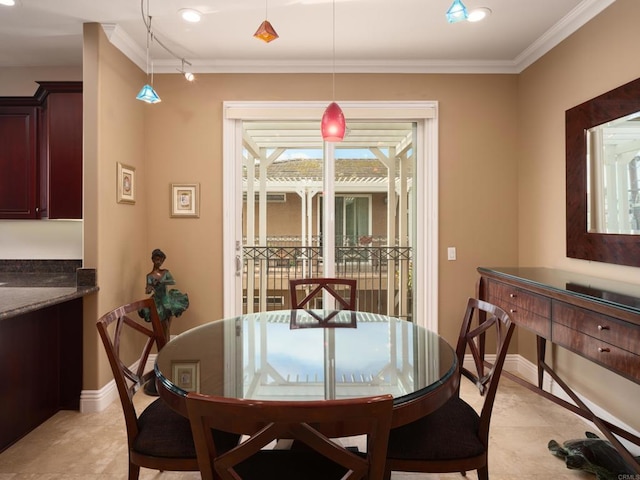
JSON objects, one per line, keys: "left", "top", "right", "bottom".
{"left": 102, "top": 0, "right": 616, "bottom": 76}
{"left": 101, "top": 23, "right": 146, "bottom": 72}
{"left": 515, "top": 0, "right": 616, "bottom": 72}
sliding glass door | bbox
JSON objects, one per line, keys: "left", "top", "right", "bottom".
{"left": 222, "top": 101, "right": 439, "bottom": 330}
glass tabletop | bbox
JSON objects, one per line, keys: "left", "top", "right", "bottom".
{"left": 155, "top": 309, "right": 457, "bottom": 406}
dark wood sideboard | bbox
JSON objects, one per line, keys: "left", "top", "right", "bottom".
{"left": 477, "top": 267, "right": 640, "bottom": 472}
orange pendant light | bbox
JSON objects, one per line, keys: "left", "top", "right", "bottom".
{"left": 254, "top": 0, "right": 279, "bottom": 43}
{"left": 254, "top": 20, "right": 279, "bottom": 43}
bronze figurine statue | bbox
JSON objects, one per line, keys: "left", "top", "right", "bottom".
{"left": 139, "top": 248, "right": 189, "bottom": 327}
{"left": 139, "top": 248, "right": 189, "bottom": 396}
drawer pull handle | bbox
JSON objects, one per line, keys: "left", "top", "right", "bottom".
{"left": 597, "top": 347, "right": 610, "bottom": 353}
{"left": 509, "top": 293, "right": 517, "bottom": 298}
{"left": 597, "top": 325, "right": 609, "bottom": 331}
{"left": 509, "top": 309, "right": 517, "bottom": 314}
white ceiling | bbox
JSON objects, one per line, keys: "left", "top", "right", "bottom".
{"left": 0, "top": 0, "right": 615, "bottom": 74}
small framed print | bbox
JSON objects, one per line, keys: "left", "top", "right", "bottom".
{"left": 117, "top": 162, "right": 136, "bottom": 204}
{"left": 171, "top": 183, "right": 200, "bottom": 218}
{"left": 172, "top": 361, "right": 200, "bottom": 392}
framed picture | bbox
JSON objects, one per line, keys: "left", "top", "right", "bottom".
{"left": 171, "top": 361, "right": 200, "bottom": 392}
{"left": 171, "top": 183, "right": 200, "bottom": 218}
{"left": 116, "top": 162, "right": 136, "bottom": 204}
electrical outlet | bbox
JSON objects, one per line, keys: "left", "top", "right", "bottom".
{"left": 447, "top": 247, "right": 457, "bottom": 261}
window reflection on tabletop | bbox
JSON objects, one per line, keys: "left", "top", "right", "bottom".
{"left": 156, "top": 310, "right": 456, "bottom": 403}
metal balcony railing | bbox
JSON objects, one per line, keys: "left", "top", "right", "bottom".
{"left": 242, "top": 239, "right": 412, "bottom": 321}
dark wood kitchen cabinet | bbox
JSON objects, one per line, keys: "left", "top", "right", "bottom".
{"left": 0, "top": 106, "right": 38, "bottom": 218}
{"left": 38, "top": 82, "right": 83, "bottom": 219}
{"left": 0, "top": 81, "right": 82, "bottom": 219}
{"left": 0, "top": 297, "right": 83, "bottom": 452}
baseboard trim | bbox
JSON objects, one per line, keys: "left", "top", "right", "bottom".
{"left": 80, "top": 380, "right": 118, "bottom": 413}
{"left": 80, "top": 355, "right": 156, "bottom": 413}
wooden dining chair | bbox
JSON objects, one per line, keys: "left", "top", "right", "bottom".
{"left": 96, "top": 298, "right": 238, "bottom": 480}
{"left": 185, "top": 393, "right": 394, "bottom": 480}
{"left": 289, "top": 277, "right": 357, "bottom": 310}
{"left": 384, "top": 298, "right": 516, "bottom": 480}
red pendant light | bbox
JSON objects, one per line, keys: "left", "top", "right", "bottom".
{"left": 321, "top": 102, "right": 345, "bottom": 142}
{"left": 321, "top": 0, "right": 345, "bottom": 142}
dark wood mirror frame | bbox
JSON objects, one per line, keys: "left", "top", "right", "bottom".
{"left": 566, "top": 76, "right": 640, "bottom": 268}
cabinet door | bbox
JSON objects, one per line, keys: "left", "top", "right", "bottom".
{"left": 0, "top": 106, "right": 38, "bottom": 219}
{"left": 45, "top": 92, "right": 82, "bottom": 219}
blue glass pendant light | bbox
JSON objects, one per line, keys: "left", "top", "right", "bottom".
{"left": 137, "top": 1, "right": 161, "bottom": 104}
{"left": 136, "top": 84, "right": 161, "bottom": 103}
{"left": 446, "top": 0, "right": 468, "bottom": 23}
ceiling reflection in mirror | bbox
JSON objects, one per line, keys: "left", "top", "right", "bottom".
{"left": 587, "top": 111, "right": 640, "bottom": 234}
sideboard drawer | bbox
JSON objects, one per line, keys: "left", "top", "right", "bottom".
{"left": 553, "top": 301, "right": 640, "bottom": 354}
{"left": 486, "top": 280, "right": 551, "bottom": 338}
{"left": 552, "top": 322, "right": 640, "bottom": 383}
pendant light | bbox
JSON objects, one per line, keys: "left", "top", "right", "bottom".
{"left": 254, "top": 0, "right": 279, "bottom": 43}
{"left": 446, "top": 0, "right": 469, "bottom": 23}
{"left": 137, "top": 0, "right": 161, "bottom": 103}
{"left": 321, "top": 0, "right": 345, "bottom": 142}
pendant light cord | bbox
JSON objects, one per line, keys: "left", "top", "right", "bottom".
{"left": 145, "top": 15, "right": 150, "bottom": 78}
{"left": 331, "top": 0, "right": 336, "bottom": 101}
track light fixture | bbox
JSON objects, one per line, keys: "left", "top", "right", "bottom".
{"left": 137, "top": 0, "right": 195, "bottom": 103}
{"left": 178, "top": 59, "right": 195, "bottom": 82}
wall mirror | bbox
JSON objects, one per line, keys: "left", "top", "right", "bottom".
{"left": 566, "top": 77, "right": 640, "bottom": 267}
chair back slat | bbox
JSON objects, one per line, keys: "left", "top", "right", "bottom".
{"left": 456, "top": 298, "right": 515, "bottom": 439}
{"left": 290, "top": 278, "right": 357, "bottom": 310}
{"left": 185, "top": 393, "right": 393, "bottom": 480}
{"left": 96, "top": 298, "right": 166, "bottom": 444}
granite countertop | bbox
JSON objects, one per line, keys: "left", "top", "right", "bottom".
{"left": 0, "top": 260, "right": 99, "bottom": 321}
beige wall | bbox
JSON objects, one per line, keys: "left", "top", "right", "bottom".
{"left": 0, "top": 66, "right": 82, "bottom": 96}
{"left": 82, "top": 24, "right": 150, "bottom": 390}
{"left": 518, "top": 0, "right": 640, "bottom": 432}
{"left": 144, "top": 72, "right": 519, "bottom": 346}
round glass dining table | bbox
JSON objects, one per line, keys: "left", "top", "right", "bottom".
{"left": 155, "top": 309, "right": 459, "bottom": 427}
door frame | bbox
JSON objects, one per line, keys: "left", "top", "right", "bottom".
{"left": 222, "top": 101, "right": 439, "bottom": 331}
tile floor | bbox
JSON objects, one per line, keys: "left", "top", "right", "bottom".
{"left": 0, "top": 377, "right": 605, "bottom": 479}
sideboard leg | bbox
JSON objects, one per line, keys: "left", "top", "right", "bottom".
{"left": 536, "top": 336, "right": 546, "bottom": 389}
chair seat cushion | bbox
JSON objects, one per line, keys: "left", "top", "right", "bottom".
{"left": 234, "top": 449, "right": 349, "bottom": 480}
{"left": 387, "top": 396, "right": 484, "bottom": 461}
{"left": 134, "top": 398, "right": 239, "bottom": 458}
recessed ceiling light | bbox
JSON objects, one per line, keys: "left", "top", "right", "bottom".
{"left": 0, "top": 0, "right": 16, "bottom": 6}
{"left": 468, "top": 7, "right": 491, "bottom": 22}
{"left": 179, "top": 8, "right": 202, "bottom": 23}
